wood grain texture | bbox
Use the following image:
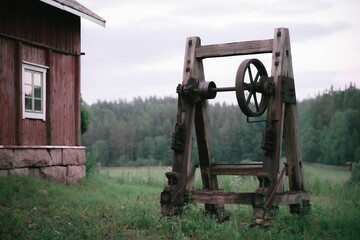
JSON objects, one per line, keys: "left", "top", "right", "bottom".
{"left": 195, "top": 39, "right": 273, "bottom": 59}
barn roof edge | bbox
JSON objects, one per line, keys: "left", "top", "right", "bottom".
{"left": 39, "top": 0, "right": 106, "bottom": 27}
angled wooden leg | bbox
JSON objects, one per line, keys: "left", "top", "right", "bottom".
{"left": 195, "top": 101, "right": 230, "bottom": 222}
{"left": 160, "top": 37, "right": 200, "bottom": 216}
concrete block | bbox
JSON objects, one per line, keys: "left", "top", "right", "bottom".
{"left": 63, "top": 149, "right": 85, "bottom": 165}
{"left": 13, "top": 149, "right": 51, "bottom": 168}
{"left": 40, "top": 166, "right": 67, "bottom": 183}
{"left": 9, "top": 168, "right": 30, "bottom": 176}
{"left": 67, "top": 165, "right": 86, "bottom": 184}
{"left": 0, "top": 149, "right": 13, "bottom": 169}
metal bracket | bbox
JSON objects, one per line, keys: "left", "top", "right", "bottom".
{"left": 176, "top": 78, "right": 202, "bottom": 103}
{"left": 262, "top": 124, "right": 276, "bottom": 156}
{"left": 171, "top": 123, "right": 186, "bottom": 152}
{"left": 280, "top": 76, "right": 296, "bottom": 104}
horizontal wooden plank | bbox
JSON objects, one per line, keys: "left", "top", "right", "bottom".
{"left": 276, "top": 191, "right": 311, "bottom": 205}
{"left": 195, "top": 39, "right": 273, "bottom": 59}
{"left": 191, "top": 190, "right": 310, "bottom": 206}
{"left": 211, "top": 163, "right": 263, "bottom": 176}
{"left": 191, "top": 190, "right": 265, "bottom": 205}
{"left": 191, "top": 189, "right": 310, "bottom": 207}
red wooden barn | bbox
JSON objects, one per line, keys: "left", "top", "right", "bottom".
{"left": 0, "top": 0, "right": 105, "bottom": 183}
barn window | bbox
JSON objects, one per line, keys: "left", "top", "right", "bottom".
{"left": 22, "top": 62, "right": 48, "bottom": 121}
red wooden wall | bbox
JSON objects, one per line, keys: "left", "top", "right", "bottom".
{"left": 0, "top": 0, "right": 82, "bottom": 146}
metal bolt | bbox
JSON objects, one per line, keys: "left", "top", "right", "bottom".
{"left": 186, "top": 67, "right": 190, "bottom": 72}
{"left": 277, "top": 31, "right": 281, "bottom": 37}
{"left": 275, "top": 52, "right": 280, "bottom": 57}
{"left": 275, "top": 61, "right": 279, "bottom": 66}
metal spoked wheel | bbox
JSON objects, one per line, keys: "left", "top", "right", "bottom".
{"left": 235, "top": 59, "right": 269, "bottom": 117}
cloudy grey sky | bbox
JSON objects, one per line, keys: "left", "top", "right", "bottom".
{"left": 79, "top": 0, "right": 360, "bottom": 105}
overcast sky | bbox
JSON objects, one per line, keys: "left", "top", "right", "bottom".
{"left": 79, "top": 0, "right": 360, "bottom": 105}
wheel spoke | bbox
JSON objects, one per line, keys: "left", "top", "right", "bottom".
{"left": 254, "top": 71, "right": 260, "bottom": 83}
{"left": 247, "top": 66, "right": 253, "bottom": 84}
{"left": 246, "top": 92, "right": 253, "bottom": 105}
{"left": 254, "top": 93, "right": 259, "bottom": 111}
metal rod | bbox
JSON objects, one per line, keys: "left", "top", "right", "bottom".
{"left": 211, "top": 87, "right": 236, "bottom": 92}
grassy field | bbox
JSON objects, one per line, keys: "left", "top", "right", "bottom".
{"left": 1, "top": 164, "right": 359, "bottom": 239}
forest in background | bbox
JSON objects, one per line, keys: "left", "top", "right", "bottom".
{"left": 81, "top": 83, "right": 360, "bottom": 167}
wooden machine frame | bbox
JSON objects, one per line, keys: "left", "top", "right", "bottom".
{"left": 160, "top": 28, "right": 310, "bottom": 221}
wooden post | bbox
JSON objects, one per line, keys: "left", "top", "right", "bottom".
{"left": 171, "top": 37, "right": 199, "bottom": 187}
{"left": 253, "top": 28, "right": 289, "bottom": 219}
{"left": 195, "top": 95, "right": 230, "bottom": 221}
{"left": 160, "top": 37, "right": 199, "bottom": 215}
{"left": 15, "top": 42, "right": 23, "bottom": 145}
{"left": 46, "top": 49, "right": 53, "bottom": 145}
{"left": 278, "top": 28, "right": 308, "bottom": 214}
{"left": 74, "top": 54, "right": 81, "bottom": 146}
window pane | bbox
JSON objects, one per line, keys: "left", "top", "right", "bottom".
{"left": 22, "top": 63, "right": 47, "bottom": 120}
{"left": 34, "top": 86, "right": 41, "bottom": 98}
{"left": 33, "top": 72, "right": 42, "bottom": 86}
{"left": 34, "top": 99, "right": 42, "bottom": 111}
{"left": 25, "top": 97, "right": 32, "bottom": 110}
{"left": 24, "top": 70, "right": 32, "bottom": 85}
{"left": 24, "top": 84, "right": 33, "bottom": 97}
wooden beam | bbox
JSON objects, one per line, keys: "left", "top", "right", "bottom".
{"left": 46, "top": 49, "right": 52, "bottom": 145}
{"left": 15, "top": 42, "right": 23, "bottom": 145}
{"left": 192, "top": 190, "right": 265, "bottom": 206}
{"left": 0, "top": 33, "right": 81, "bottom": 56}
{"left": 195, "top": 39, "right": 273, "bottom": 59}
{"left": 211, "top": 163, "right": 263, "bottom": 176}
{"left": 74, "top": 55, "right": 81, "bottom": 146}
{"left": 192, "top": 37, "right": 227, "bottom": 215}
{"left": 161, "top": 37, "right": 199, "bottom": 216}
{"left": 276, "top": 191, "right": 310, "bottom": 205}
{"left": 253, "top": 28, "right": 289, "bottom": 219}
{"left": 191, "top": 190, "right": 310, "bottom": 206}
{"left": 261, "top": 28, "right": 289, "bottom": 188}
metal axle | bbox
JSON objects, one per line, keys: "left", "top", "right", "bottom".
{"left": 210, "top": 87, "right": 236, "bottom": 92}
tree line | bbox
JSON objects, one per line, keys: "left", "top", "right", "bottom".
{"left": 81, "top": 83, "right": 360, "bottom": 167}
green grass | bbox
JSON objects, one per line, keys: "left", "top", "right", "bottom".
{"left": 1, "top": 164, "right": 359, "bottom": 239}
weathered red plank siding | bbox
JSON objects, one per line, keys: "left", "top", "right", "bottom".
{"left": 74, "top": 56, "right": 81, "bottom": 145}
{"left": 21, "top": 119, "right": 47, "bottom": 145}
{"left": 49, "top": 53, "right": 66, "bottom": 145}
{"left": 49, "top": 53, "right": 76, "bottom": 145}
{"left": 20, "top": 45, "right": 48, "bottom": 145}
{"left": 0, "top": 38, "right": 16, "bottom": 144}
{"left": 0, "top": 0, "right": 81, "bottom": 147}
{"left": 22, "top": 44, "right": 47, "bottom": 66}
{"left": 1, "top": 0, "right": 81, "bottom": 55}
{"left": 64, "top": 56, "right": 76, "bottom": 146}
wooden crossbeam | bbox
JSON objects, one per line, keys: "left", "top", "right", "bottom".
{"left": 191, "top": 190, "right": 264, "bottom": 205}
{"left": 210, "top": 163, "right": 263, "bottom": 176}
{"left": 191, "top": 190, "right": 310, "bottom": 206}
{"left": 195, "top": 39, "right": 273, "bottom": 59}
{"left": 276, "top": 192, "right": 310, "bottom": 205}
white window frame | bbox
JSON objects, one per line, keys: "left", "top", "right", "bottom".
{"left": 22, "top": 61, "right": 48, "bottom": 121}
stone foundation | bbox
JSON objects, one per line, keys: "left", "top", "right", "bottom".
{"left": 0, "top": 146, "right": 86, "bottom": 184}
